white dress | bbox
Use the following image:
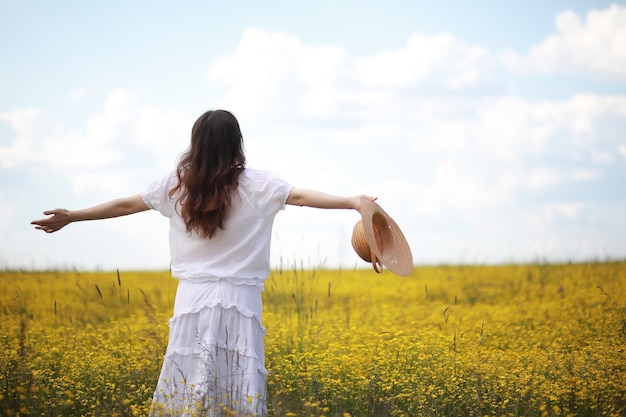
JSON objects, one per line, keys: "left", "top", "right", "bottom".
{"left": 142, "top": 168, "right": 292, "bottom": 417}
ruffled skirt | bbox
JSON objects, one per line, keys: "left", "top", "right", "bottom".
{"left": 149, "top": 279, "right": 267, "bottom": 417}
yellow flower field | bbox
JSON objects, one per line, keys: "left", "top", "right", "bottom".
{"left": 1, "top": 262, "right": 625, "bottom": 416}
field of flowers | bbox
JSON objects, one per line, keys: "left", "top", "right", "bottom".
{"left": 1, "top": 262, "right": 625, "bottom": 416}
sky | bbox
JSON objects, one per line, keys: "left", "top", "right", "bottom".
{"left": 1, "top": 0, "right": 625, "bottom": 271}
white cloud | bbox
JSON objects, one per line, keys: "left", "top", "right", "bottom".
{"left": 0, "top": 90, "right": 140, "bottom": 171}
{"left": 0, "top": 107, "right": 41, "bottom": 136}
{"left": 354, "top": 33, "right": 492, "bottom": 89}
{"left": 36, "top": 89, "right": 138, "bottom": 173}
{"left": 71, "top": 170, "right": 141, "bottom": 195}
{"left": 208, "top": 28, "right": 302, "bottom": 120}
{"left": 208, "top": 28, "right": 495, "bottom": 121}
{"left": 0, "top": 192, "right": 15, "bottom": 234}
{"left": 570, "top": 169, "right": 602, "bottom": 181}
{"left": 590, "top": 149, "right": 615, "bottom": 163}
{"left": 620, "top": 145, "right": 626, "bottom": 158}
{"left": 84, "top": 89, "right": 138, "bottom": 147}
{"left": 528, "top": 168, "right": 563, "bottom": 190}
{"left": 523, "top": 202, "right": 585, "bottom": 234}
{"left": 0, "top": 107, "right": 42, "bottom": 168}
{"left": 556, "top": 201, "right": 584, "bottom": 220}
{"left": 207, "top": 26, "right": 626, "bottom": 179}
{"left": 69, "top": 88, "right": 87, "bottom": 100}
{"left": 131, "top": 106, "right": 189, "bottom": 171}
{"left": 502, "top": 4, "right": 626, "bottom": 79}
{"left": 408, "top": 160, "right": 515, "bottom": 215}
{"left": 0, "top": 89, "right": 192, "bottom": 195}
{"left": 409, "top": 94, "right": 626, "bottom": 163}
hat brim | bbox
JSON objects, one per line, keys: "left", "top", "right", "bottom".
{"left": 360, "top": 198, "right": 413, "bottom": 277}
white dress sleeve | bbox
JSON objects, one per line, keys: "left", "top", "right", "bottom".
{"left": 141, "top": 171, "right": 178, "bottom": 217}
{"left": 245, "top": 169, "right": 293, "bottom": 216}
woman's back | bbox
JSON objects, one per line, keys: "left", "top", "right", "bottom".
{"left": 142, "top": 168, "right": 292, "bottom": 284}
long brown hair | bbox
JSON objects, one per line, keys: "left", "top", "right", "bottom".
{"left": 170, "top": 110, "right": 246, "bottom": 238}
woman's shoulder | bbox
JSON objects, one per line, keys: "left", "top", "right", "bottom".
{"left": 239, "top": 168, "right": 291, "bottom": 196}
{"left": 237, "top": 168, "right": 291, "bottom": 212}
{"left": 241, "top": 167, "right": 285, "bottom": 183}
{"left": 144, "top": 169, "right": 178, "bottom": 192}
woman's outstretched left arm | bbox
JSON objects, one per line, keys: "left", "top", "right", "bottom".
{"left": 286, "top": 188, "right": 376, "bottom": 213}
{"left": 31, "top": 194, "right": 149, "bottom": 233}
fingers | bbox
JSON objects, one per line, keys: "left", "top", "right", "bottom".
{"left": 354, "top": 195, "right": 378, "bottom": 213}
{"left": 359, "top": 194, "right": 377, "bottom": 201}
{"left": 34, "top": 225, "right": 55, "bottom": 233}
{"left": 30, "top": 217, "right": 52, "bottom": 226}
{"left": 31, "top": 220, "right": 53, "bottom": 230}
{"left": 32, "top": 223, "right": 57, "bottom": 233}
{"left": 31, "top": 210, "right": 55, "bottom": 224}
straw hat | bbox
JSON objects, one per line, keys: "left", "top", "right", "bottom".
{"left": 351, "top": 198, "right": 413, "bottom": 277}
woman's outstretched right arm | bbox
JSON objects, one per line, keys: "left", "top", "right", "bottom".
{"left": 31, "top": 194, "right": 149, "bottom": 233}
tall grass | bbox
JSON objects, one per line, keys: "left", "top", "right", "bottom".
{"left": 0, "top": 262, "right": 625, "bottom": 416}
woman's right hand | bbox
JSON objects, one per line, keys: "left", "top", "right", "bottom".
{"left": 31, "top": 209, "right": 72, "bottom": 233}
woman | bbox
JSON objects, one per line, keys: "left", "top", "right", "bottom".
{"left": 31, "top": 109, "right": 373, "bottom": 416}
